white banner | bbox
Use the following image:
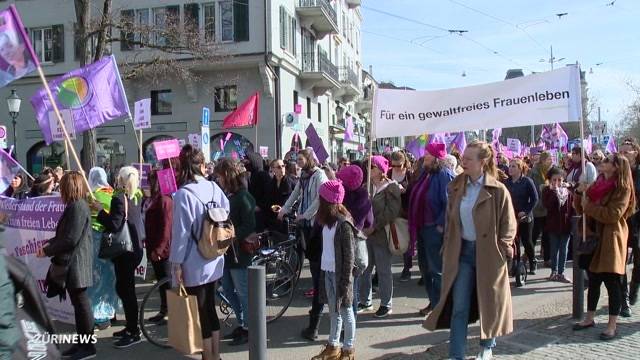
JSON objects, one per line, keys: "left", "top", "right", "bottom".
{"left": 373, "top": 66, "right": 582, "bottom": 138}
{"left": 1, "top": 195, "right": 147, "bottom": 324}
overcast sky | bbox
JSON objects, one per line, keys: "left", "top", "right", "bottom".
{"left": 361, "top": 0, "right": 640, "bottom": 128}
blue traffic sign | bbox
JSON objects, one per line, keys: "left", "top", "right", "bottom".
{"left": 202, "top": 107, "right": 210, "bottom": 127}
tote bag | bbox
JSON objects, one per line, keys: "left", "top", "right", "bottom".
{"left": 167, "top": 285, "right": 203, "bottom": 354}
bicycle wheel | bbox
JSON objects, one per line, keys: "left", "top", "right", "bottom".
{"left": 253, "top": 256, "right": 298, "bottom": 323}
{"left": 139, "top": 277, "right": 172, "bottom": 348}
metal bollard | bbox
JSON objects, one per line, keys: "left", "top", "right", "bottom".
{"left": 248, "top": 265, "right": 267, "bottom": 360}
{"left": 572, "top": 215, "right": 584, "bottom": 319}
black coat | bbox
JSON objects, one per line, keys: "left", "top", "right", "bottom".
{"left": 97, "top": 193, "right": 145, "bottom": 257}
{"left": 44, "top": 200, "right": 93, "bottom": 289}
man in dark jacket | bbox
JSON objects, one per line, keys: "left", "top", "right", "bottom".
{"left": 245, "top": 152, "right": 271, "bottom": 231}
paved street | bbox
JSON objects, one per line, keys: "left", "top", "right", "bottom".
{"left": 53, "top": 257, "right": 640, "bottom": 359}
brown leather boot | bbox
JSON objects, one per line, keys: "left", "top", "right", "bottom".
{"left": 311, "top": 345, "right": 341, "bottom": 360}
{"left": 340, "top": 348, "right": 355, "bottom": 360}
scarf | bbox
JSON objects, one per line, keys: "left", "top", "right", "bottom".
{"left": 586, "top": 175, "right": 617, "bottom": 204}
{"left": 408, "top": 173, "right": 431, "bottom": 247}
{"left": 556, "top": 186, "right": 569, "bottom": 207}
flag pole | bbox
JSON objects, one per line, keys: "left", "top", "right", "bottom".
{"left": 139, "top": 128, "right": 143, "bottom": 175}
{"left": 1, "top": 148, "right": 35, "bottom": 181}
{"left": 63, "top": 138, "right": 71, "bottom": 170}
{"left": 367, "top": 91, "right": 378, "bottom": 198}
{"left": 35, "top": 66, "right": 93, "bottom": 197}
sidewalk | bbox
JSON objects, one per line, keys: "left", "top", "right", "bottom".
{"left": 395, "top": 276, "right": 640, "bottom": 360}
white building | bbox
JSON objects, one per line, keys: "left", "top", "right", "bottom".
{"left": 0, "top": 0, "right": 368, "bottom": 175}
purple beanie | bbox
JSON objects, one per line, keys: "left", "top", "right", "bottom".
{"left": 371, "top": 155, "right": 389, "bottom": 174}
{"left": 336, "top": 165, "right": 363, "bottom": 191}
{"left": 319, "top": 180, "right": 345, "bottom": 204}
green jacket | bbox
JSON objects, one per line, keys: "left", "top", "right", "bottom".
{"left": 91, "top": 187, "right": 113, "bottom": 232}
{"left": 226, "top": 188, "right": 257, "bottom": 268}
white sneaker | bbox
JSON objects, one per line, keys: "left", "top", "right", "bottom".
{"left": 476, "top": 347, "right": 493, "bottom": 360}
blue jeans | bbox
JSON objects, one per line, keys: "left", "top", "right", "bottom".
{"left": 325, "top": 271, "right": 356, "bottom": 349}
{"left": 352, "top": 274, "right": 360, "bottom": 315}
{"left": 450, "top": 240, "right": 496, "bottom": 360}
{"left": 417, "top": 225, "right": 443, "bottom": 306}
{"left": 222, "top": 267, "right": 249, "bottom": 329}
{"left": 549, "top": 232, "right": 570, "bottom": 275}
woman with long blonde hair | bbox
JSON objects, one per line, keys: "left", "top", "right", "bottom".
{"left": 424, "top": 141, "right": 517, "bottom": 359}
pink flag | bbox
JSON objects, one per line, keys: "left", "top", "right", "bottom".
{"left": 223, "top": 92, "right": 260, "bottom": 128}
{"left": 344, "top": 116, "right": 354, "bottom": 141}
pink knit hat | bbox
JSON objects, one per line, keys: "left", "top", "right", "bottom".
{"left": 426, "top": 143, "right": 447, "bottom": 160}
{"left": 370, "top": 155, "right": 389, "bottom": 174}
{"left": 336, "top": 165, "right": 363, "bottom": 191}
{"left": 319, "top": 180, "right": 345, "bottom": 204}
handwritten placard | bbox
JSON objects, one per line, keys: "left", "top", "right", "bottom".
{"left": 153, "top": 139, "right": 181, "bottom": 160}
{"left": 259, "top": 146, "right": 269, "bottom": 158}
{"left": 507, "top": 138, "right": 522, "bottom": 154}
{"left": 133, "top": 98, "right": 151, "bottom": 130}
{"left": 157, "top": 168, "right": 177, "bottom": 195}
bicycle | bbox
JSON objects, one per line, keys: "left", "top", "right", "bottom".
{"left": 139, "top": 277, "right": 236, "bottom": 348}
{"left": 251, "top": 213, "right": 304, "bottom": 323}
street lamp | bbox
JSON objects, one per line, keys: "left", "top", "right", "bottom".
{"left": 7, "top": 89, "right": 21, "bottom": 156}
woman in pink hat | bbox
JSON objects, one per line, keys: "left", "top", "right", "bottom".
{"left": 358, "top": 156, "right": 401, "bottom": 318}
{"left": 312, "top": 180, "right": 358, "bottom": 360}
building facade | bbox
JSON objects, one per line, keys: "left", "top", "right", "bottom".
{"left": 0, "top": 0, "right": 368, "bottom": 175}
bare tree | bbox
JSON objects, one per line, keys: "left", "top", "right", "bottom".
{"left": 73, "top": 0, "right": 233, "bottom": 171}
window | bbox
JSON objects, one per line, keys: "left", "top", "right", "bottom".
{"left": 293, "top": 91, "right": 299, "bottom": 108}
{"left": 31, "top": 26, "right": 64, "bottom": 63}
{"left": 279, "top": 6, "right": 296, "bottom": 56}
{"left": 204, "top": 3, "right": 216, "bottom": 42}
{"left": 135, "top": 8, "right": 150, "bottom": 47}
{"left": 317, "top": 103, "right": 322, "bottom": 123}
{"left": 75, "top": 25, "right": 112, "bottom": 60}
{"left": 151, "top": 90, "right": 173, "bottom": 115}
{"left": 220, "top": 0, "right": 234, "bottom": 42}
{"left": 152, "top": 6, "right": 179, "bottom": 46}
{"left": 214, "top": 86, "right": 237, "bottom": 112}
{"left": 306, "top": 97, "right": 311, "bottom": 119}
{"left": 184, "top": 3, "right": 200, "bottom": 35}
{"left": 120, "top": 10, "right": 134, "bottom": 51}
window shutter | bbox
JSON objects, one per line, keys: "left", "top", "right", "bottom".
{"left": 291, "top": 17, "right": 297, "bottom": 56}
{"left": 52, "top": 24, "right": 64, "bottom": 63}
{"left": 233, "top": 0, "right": 249, "bottom": 42}
{"left": 120, "top": 10, "right": 134, "bottom": 51}
{"left": 279, "top": 7, "right": 286, "bottom": 49}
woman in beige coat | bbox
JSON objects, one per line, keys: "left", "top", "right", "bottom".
{"left": 424, "top": 141, "right": 517, "bottom": 360}
{"left": 572, "top": 154, "right": 635, "bottom": 341}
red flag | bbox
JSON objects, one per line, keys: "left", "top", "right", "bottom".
{"left": 222, "top": 92, "right": 260, "bottom": 129}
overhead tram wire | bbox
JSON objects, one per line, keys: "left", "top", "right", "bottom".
{"left": 362, "top": 30, "right": 448, "bottom": 56}
{"left": 362, "top": 5, "right": 530, "bottom": 71}
{"left": 447, "top": 0, "right": 547, "bottom": 53}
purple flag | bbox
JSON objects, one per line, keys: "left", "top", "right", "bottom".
{"left": 31, "top": 55, "right": 130, "bottom": 145}
{"left": 606, "top": 136, "right": 617, "bottom": 154}
{"left": 549, "top": 123, "right": 568, "bottom": 149}
{"left": 448, "top": 132, "right": 467, "bottom": 154}
{"left": 406, "top": 135, "right": 427, "bottom": 159}
{"left": 428, "top": 133, "right": 446, "bottom": 145}
{"left": 344, "top": 115, "right": 354, "bottom": 141}
{"left": 0, "top": 148, "right": 21, "bottom": 194}
{"left": 305, "top": 123, "right": 329, "bottom": 163}
{"left": 0, "top": 5, "right": 38, "bottom": 87}
{"left": 491, "top": 128, "right": 502, "bottom": 143}
{"left": 540, "top": 125, "right": 552, "bottom": 143}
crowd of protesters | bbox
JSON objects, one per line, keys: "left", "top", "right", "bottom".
{"left": 1, "top": 135, "right": 639, "bottom": 360}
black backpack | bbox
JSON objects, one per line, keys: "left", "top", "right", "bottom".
{"left": 5, "top": 255, "right": 61, "bottom": 359}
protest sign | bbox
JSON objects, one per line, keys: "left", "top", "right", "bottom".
{"left": 158, "top": 168, "right": 177, "bottom": 195}
{"left": 48, "top": 109, "right": 76, "bottom": 141}
{"left": 133, "top": 98, "right": 151, "bottom": 130}
{"left": 154, "top": 139, "right": 181, "bottom": 160}
{"left": 188, "top": 134, "right": 201, "bottom": 150}
{"left": 507, "top": 138, "right": 522, "bottom": 153}
{"left": 131, "top": 163, "right": 151, "bottom": 189}
{"left": 374, "top": 66, "right": 582, "bottom": 138}
{"left": 259, "top": 146, "right": 269, "bottom": 158}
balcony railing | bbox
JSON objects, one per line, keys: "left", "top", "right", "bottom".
{"left": 339, "top": 67, "right": 359, "bottom": 88}
{"left": 298, "top": 0, "right": 338, "bottom": 26}
{"left": 302, "top": 49, "right": 339, "bottom": 82}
